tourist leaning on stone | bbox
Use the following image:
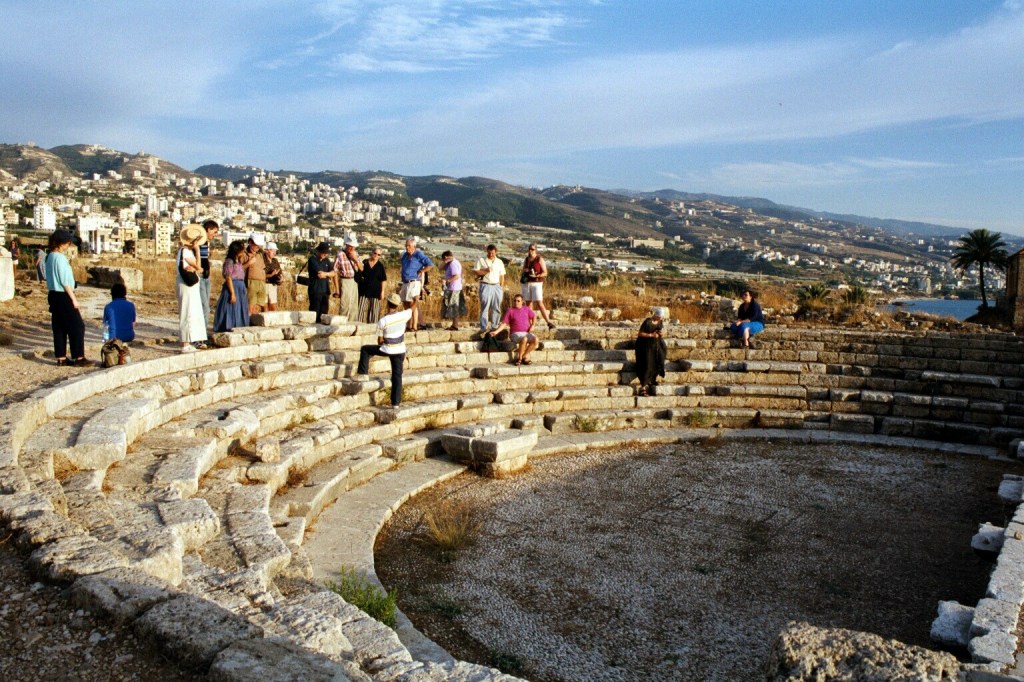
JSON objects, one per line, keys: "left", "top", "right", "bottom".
{"left": 730, "top": 289, "right": 765, "bottom": 349}
{"left": 440, "top": 250, "right": 467, "bottom": 330}
{"left": 176, "top": 224, "right": 209, "bottom": 352}
{"left": 486, "top": 293, "right": 538, "bottom": 366}
{"left": 334, "top": 235, "right": 363, "bottom": 320}
{"left": 44, "top": 229, "right": 87, "bottom": 366}
{"left": 399, "top": 237, "right": 433, "bottom": 332}
{"left": 357, "top": 246, "right": 388, "bottom": 324}
{"left": 635, "top": 306, "right": 668, "bottom": 396}
{"left": 521, "top": 243, "right": 555, "bottom": 330}
{"left": 475, "top": 243, "right": 506, "bottom": 332}
{"left": 357, "top": 292, "right": 413, "bottom": 407}
{"left": 307, "top": 242, "right": 335, "bottom": 320}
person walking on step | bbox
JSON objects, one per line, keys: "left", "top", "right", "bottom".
{"left": 731, "top": 289, "right": 765, "bottom": 349}
{"left": 485, "top": 294, "right": 538, "bottom": 366}
{"left": 475, "top": 243, "right": 506, "bottom": 332}
{"left": 357, "top": 293, "right": 413, "bottom": 407}
{"left": 635, "top": 306, "right": 668, "bottom": 396}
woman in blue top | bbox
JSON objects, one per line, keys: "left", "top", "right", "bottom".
{"left": 44, "top": 230, "right": 87, "bottom": 366}
{"left": 730, "top": 289, "right": 765, "bottom": 349}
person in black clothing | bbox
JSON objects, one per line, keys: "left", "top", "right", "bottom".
{"left": 730, "top": 289, "right": 765, "bottom": 348}
{"left": 635, "top": 306, "right": 668, "bottom": 396}
{"left": 307, "top": 242, "right": 335, "bottom": 320}
{"left": 357, "top": 247, "right": 388, "bottom": 323}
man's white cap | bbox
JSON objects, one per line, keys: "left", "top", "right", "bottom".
{"left": 248, "top": 232, "right": 266, "bottom": 247}
{"left": 344, "top": 234, "right": 359, "bottom": 247}
{"left": 266, "top": 241, "right": 278, "bottom": 251}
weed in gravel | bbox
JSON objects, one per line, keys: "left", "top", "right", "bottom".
{"left": 418, "top": 500, "right": 481, "bottom": 554}
{"left": 419, "top": 595, "right": 464, "bottom": 619}
{"left": 326, "top": 567, "right": 398, "bottom": 628}
{"left": 489, "top": 651, "right": 526, "bottom": 676}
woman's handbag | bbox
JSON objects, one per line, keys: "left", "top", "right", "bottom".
{"left": 178, "top": 250, "right": 199, "bottom": 287}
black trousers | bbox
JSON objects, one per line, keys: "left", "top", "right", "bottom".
{"left": 357, "top": 346, "right": 405, "bottom": 406}
{"left": 48, "top": 290, "right": 85, "bottom": 360}
{"left": 309, "top": 289, "right": 330, "bottom": 320}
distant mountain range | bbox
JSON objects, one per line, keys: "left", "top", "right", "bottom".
{"left": 1, "top": 142, "right": 970, "bottom": 240}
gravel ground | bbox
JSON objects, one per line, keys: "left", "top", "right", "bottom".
{"left": 376, "top": 441, "right": 1020, "bottom": 681}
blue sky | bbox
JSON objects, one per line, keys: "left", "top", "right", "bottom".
{"left": 2, "top": 1, "right": 1023, "bottom": 233}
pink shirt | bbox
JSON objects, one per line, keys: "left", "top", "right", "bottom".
{"left": 502, "top": 305, "right": 535, "bottom": 334}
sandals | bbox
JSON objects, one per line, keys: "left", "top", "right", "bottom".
{"left": 513, "top": 359, "right": 522, "bottom": 366}
{"left": 521, "top": 359, "right": 532, "bottom": 365}
{"left": 637, "top": 387, "right": 648, "bottom": 397}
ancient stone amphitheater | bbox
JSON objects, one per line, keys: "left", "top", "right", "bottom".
{"left": 2, "top": 311, "right": 1024, "bottom": 681}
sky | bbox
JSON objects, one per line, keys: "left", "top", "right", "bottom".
{"left": 2, "top": 0, "right": 1023, "bottom": 233}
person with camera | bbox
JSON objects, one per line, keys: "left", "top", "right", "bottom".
{"left": 520, "top": 243, "right": 554, "bottom": 330}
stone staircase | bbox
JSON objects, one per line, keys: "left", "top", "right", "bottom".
{"left": 3, "top": 311, "right": 1024, "bottom": 679}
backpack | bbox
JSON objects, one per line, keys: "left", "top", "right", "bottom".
{"left": 481, "top": 334, "right": 501, "bottom": 353}
{"left": 101, "top": 339, "right": 131, "bottom": 368}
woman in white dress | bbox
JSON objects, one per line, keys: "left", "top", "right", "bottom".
{"left": 176, "top": 224, "right": 209, "bottom": 352}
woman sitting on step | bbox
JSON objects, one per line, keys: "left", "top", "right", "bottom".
{"left": 635, "top": 306, "right": 668, "bottom": 396}
{"left": 730, "top": 289, "right": 765, "bottom": 349}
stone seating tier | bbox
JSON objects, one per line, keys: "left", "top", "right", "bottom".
{"left": 3, "top": 320, "right": 1024, "bottom": 680}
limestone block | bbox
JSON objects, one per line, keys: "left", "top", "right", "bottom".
{"left": 830, "top": 413, "right": 875, "bottom": 434}
{"left": 135, "top": 594, "right": 264, "bottom": 669}
{"left": 0, "top": 488, "right": 55, "bottom": 523}
{"left": 767, "top": 621, "right": 960, "bottom": 681}
{"left": 382, "top": 435, "right": 430, "bottom": 463}
{"left": 250, "top": 311, "right": 318, "bottom": 327}
{"left": 931, "top": 600, "right": 974, "bottom": 647}
{"left": 158, "top": 498, "right": 221, "bottom": 550}
{"left": 998, "top": 476, "right": 1024, "bottom": 504}
{"left": 972, "top": 523, "right": 1005, "bottom": 554}
{"left": 970, "top": 598, "right": 1019, "bottom": 638}
{"left": 209, "top": 637, "right": 360, "bottom": 682}
{"left": 480, "top": 453, "right": 530, "bottom": 478}
{"left": 970, "top": 630, "right": 1018, "bottom": 666}
{"left": 440, "top": 433, "right": 475, "bottom": 462}
{"left": 683, "top": 359, "right": 714, "bottom": 372}
{"left": 267, "top": 600, "right": 355, "bottom": 660}
{"left": 255, "top": 436, "right": 281, "bottom": 464}
{"left": 109, "top": 527, "right": 185, "bottom": 585}
{"left": 154, "top": 438, "right": 220, "bottom": 498}
{"left": 0, "top": 254, "right": 12, "bottom": 301}
{"left": 87, "top": 265, "right": 144, "bottom": 291}
{"left": 30, "top": 534, "right": 129, "bottom": 582}
{"left": 472, "top": 430, "right": 538, "bottom": 463}
{"left": 70, "top": 567, "right": 175, "bottom": 625}
{"left": 757, "top": 410, "right": 806, "bottom": 429}
{"left": 10, "top": 509, "right": 84, "bottom": 548}
{"left": 236, "top": 532, "right": 292, "bottom": 578}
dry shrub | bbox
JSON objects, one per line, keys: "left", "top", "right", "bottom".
{"left": 418, "top": 499, "right": 480, "bottom": 552}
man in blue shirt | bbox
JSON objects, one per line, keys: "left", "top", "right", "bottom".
{"left": 103, "top": 282, "right": 136, "bottom": 342}
{"left": 399, "top": 237, "right": 433, "bottom": 331}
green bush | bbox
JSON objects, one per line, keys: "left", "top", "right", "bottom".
{"left": 326, "top": 567, "right": 398, "bottom": 628}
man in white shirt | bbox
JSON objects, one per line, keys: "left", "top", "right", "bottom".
{"left": 474, "top": 243, "right": 506, "bottom": 331}
{"left": 356, "top": 293, "right": 413, "bottom": 406}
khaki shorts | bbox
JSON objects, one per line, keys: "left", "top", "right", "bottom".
{"left": 400, "top": 280, "right": 422, "bottom": 301}
{"left": 248, "top": 279, "right": 268, "bottom": 306}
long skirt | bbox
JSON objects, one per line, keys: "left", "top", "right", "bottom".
{"left": 213, "top": 279, "right": 250, "bottom": 332}
{"left": 357, "top": 296, "right": 382, "bottom": 324}
{"left": 441, "top": 290, "right": 468, "bottom": 320}
{"left": 177, "top": 277, "right": 208, "bottom": 343}
{"left": 635, "top": 338, "right": 667, "bottom": 387}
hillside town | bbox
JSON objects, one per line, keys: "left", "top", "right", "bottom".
{"left": 0, "top": 144, "right": 1011, "bottom": 299}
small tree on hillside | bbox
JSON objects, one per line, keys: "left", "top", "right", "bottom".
{"left": 951, "top": 229, "right": 1009, "bottom": 309}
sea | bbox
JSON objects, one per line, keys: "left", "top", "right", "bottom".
{"left": 882, "top": 298, "right": 981, "bottom": 321}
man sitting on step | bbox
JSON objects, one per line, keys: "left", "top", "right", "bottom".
{"left": 485, "top": 294, "right": 538, "bottom": 366}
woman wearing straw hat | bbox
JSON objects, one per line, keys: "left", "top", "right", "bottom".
{"left": 176, "top": 224, "right": 209, "bottom": 352}
{"left": 634, "top": 306, "right": 668, "bottom": 396}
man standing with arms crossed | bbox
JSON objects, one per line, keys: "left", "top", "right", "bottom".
{"left": 199, "top": 219, "right": 220, "bottom": 328}
{"left": 399, "top": 237, "right": 433, "bottom": 332}
{"left": 475, "top": 243, "right": 505, "bottom": 332}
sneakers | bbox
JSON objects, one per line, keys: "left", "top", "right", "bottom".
{"left": 180, "top": 345, "right": 196, "bottom": 353}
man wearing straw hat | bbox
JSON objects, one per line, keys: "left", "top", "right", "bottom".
{"left": 356, "top": 293, "right": 413, "bottom": 407}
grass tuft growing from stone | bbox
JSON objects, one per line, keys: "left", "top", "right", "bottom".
{"left": 326, "top": 567, "right": 398, "bottom": 628}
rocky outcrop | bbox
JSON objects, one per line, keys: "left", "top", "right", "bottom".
{"left": 766, "top": 621, "right": 960, "bottom": 681}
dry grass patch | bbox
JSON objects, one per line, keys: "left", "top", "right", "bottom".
{"left": 418, "top": 499, "right": 481, "bottom": 554}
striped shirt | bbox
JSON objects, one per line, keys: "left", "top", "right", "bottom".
{"left": 377, "top": 308, "right": 413, "bottom": 355}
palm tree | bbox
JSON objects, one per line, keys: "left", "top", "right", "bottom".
{"left": 951, "top": 229, "right": 1009, "bottom": 308}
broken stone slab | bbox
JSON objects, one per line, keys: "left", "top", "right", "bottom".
{"left": 209, "top": 637, "right": 368, "bottom": 682}
{"left": 158, "top": 498, "right": 221, "bottom": 550}
{"left": 10, "top": 509, "right": 85, "bottom": 548}
{"left": 134, "top": 594, "right": 264, "bottom": 670}
{"left": 109, "top": 527, "right": 185, "bottom": 585}
{"left": 971, "top": 598, "right": 1019, "bottom": 639}
{"left": 69, "top": 566, "right": 176, "bottom": 625}
{"left": 266, "top": 599, "right": 355, "bottom": 660}
{"left": 254, "top": 436, "right": 281, "bottom": 463}
{"left": 998, "top": 476, "right": 1024, "bottom": 504}
{"left": 970, "top": 630, "right": 1018, "bottom": 667}
{"left": 972, "top": 523, "right": 1005, "bottom": 554}
{"left": 249, "top": 311, "right": 319, "bottom": 327}
{"left": 767, "top": 621, "right": 960, "bottom": 681}
{"left": 931, "top": 600, "right": 974, "bottom": 647}
{"left": 30, "top": 533, "right": 129, "bottom": 582}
